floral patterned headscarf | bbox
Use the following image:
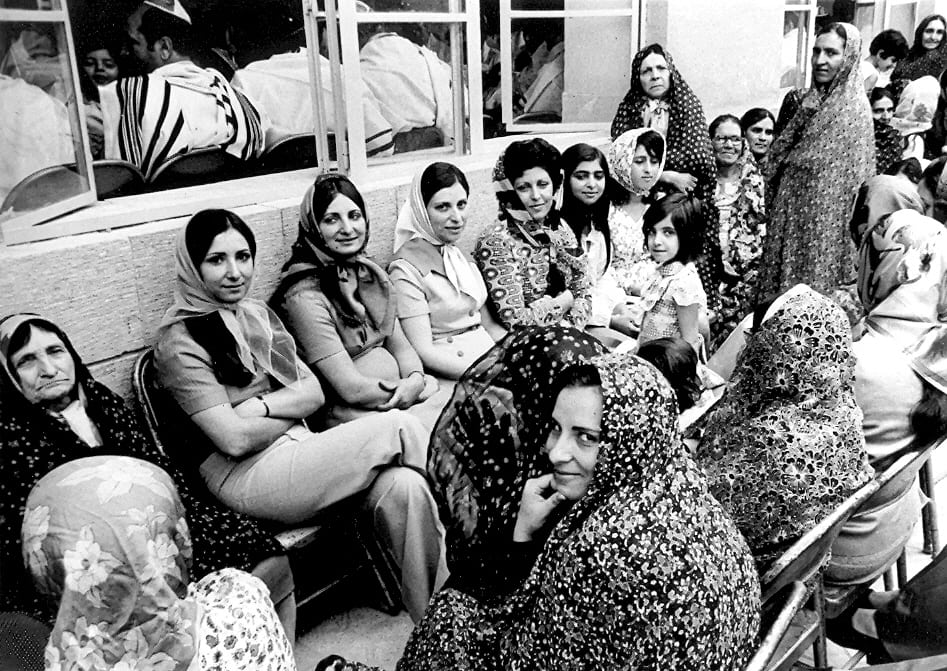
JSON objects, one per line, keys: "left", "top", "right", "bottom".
{"left": 23, "top": 456, "right": 199, "bottom": 671}
{"left": 607, "top": 128, "right": 666, "bottom": 197}
{"left": 696, "top": 287, "right": 874, "bottom": 565}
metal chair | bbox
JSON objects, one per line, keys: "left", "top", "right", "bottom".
{"left": 131, "top": 349, "right": 402, "bottom": 617}
{"left": 847, "top": 653, "right": 947, "bottom": 670}
{"left": 759, "top": 477, "right": 882, "bottom": 669}
{"left": 91, "top": 160, "right": 146, "bottom": 199}
{"left": 743, "top": 581, "right": 809, "bottom": 671}
{"left": 148, "top": 146, "right": 242, "bottom": 191}
{"left": 1, "top": 164, "right": 85, "bottom": 215}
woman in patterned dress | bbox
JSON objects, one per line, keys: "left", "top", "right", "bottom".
{"left": 474, "top": 138, "right": 592, "bottom": 330}
{"left": 761, "top": 22, "right": 875, "bottom": 298}
{"left": 611, "top": 44, "right": 722, "bottom": 310}
{"left": 23, "top": 455, "right": 296, "bottom": 671}
{"left": 319, "top": 351, "right": 761, "bottom": 670}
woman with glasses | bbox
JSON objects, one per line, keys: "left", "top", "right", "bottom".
{"left": 709, "top": 114, "right": 766, "bottom": 349}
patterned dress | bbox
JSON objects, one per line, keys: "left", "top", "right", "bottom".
{"left": 695, "top": 288, "right": 874, "bottom": 567}
{"left": 638, "top": 261, "right": 706, "bottom": 347}
{"left": 332, "top": 352, "right": 761, "bottom": 670}
{"left": 611, "top": 46, "right": 722, "bottom": 310}
{"left": 759, "top": 22, "right": 876, "bottom": 298}
{"left": 23, "top": 456, "right": 296, "bottom": 671}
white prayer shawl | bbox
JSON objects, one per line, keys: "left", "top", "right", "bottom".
{"left": 359, "top": 33, "right": 454, "bottom": 142}
{"left": 101, "top": 61, "right": 267, "bottom": 179}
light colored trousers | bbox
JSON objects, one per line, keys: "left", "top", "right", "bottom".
{"left": 200, "top": 409, "right": 448, "bottom": 622}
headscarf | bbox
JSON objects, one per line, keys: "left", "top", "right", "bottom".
{"left": 890, "top": 75, "right": 940, "bottom": 136}
{"left": 891, "top": 14, "right": 947, "bottom": 83}
{"left": 25, "top": 456, "right": 199, "bottom": 671}
{"left": 758, "top": 23, "right": 875, "bottom": 297}
{"left": 0, "top": 313, "right": 283, "bottom": 623}
{"left": 696, "top": 287, "right": 874, "bottom": 565}
{"left": 427, "top": 326, "right": 605, "bottom": 598}
{"left": 874, "top": 120, "right": 904, "bottom": 175}
{"left": 274, "top": 180, "right": 395, "bottom": 335}
{"left": 607, "top": 127, "right": 667, "bottom": 197}
{"left": 610, "top": 46, "right": 722, "bottom": 308}
{"left": 393, "top": 165, "right": 487, "bottom": 305}
{"left": 858, "top": 207, "right": 947, "bottom": 349}
{"left": 157, "top": 224, "right": 307, "bottom": 388}
{"left": 397, "top": 353, "right": 760, "bottom": 669}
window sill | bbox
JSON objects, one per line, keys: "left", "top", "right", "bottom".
{"left": 1, "top": 130, "right": 609, "bottom": 246}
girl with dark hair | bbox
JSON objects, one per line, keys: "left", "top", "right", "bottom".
{"left": 560, "top": 143, "right": 627, "bottom": 343}
{"left": 636, "top": 336, "right": 701, "bottom": 413}
{"left": 709, "top": 113, "right": 767, "bottom": 349}
{"left": 870, "top": 87, "right": 903, "bottom": 174}
{"left": 762, "top": 22, "right": 875, "bottom": 298}
{"left": 891, "top": 14, "right": 947, "bottom": 83}
{"left": 273, "top": 174, "right": 447, "bottom": 429}
{"left": 155, "top": 208, "right": 448, "bottom": 623}
{"left": 0, "top": 312, "right": 292, "bottom": 635}
{"left": 388, "top": 162, "right": 506, "bottom": 380}
{"left": 611, "top": 44, "right": 723, "bottom": 312}
{"left": 740, "top": 107, "right": 775, "bottom": 162}
{"left": 475, "top": 138, "right": 592, "bottom": 330}
{"left": 637, "top": 193, "right": 708, "bottom": 355}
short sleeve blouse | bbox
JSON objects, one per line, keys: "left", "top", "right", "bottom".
{"left": 155, "top": 321, "right": 299, "bottom": 416}
{"left": 388, "top": 258, "right": 484, "bottom": 338}
{"left": 279, "top": 275, "right": 390, "bottom": 364}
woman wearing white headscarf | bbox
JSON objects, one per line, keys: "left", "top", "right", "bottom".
{"left": 389, "top": 162, "right": 506, "bottom": 381}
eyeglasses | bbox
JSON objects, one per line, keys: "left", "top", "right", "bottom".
{"left": 712, "top": 136, "right": 742, "bottom": 146}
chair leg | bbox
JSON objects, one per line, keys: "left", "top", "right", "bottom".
{"left": 883, "top": 566, "right": 895, "bottom": 591}
{"left": 812, "top": 577, "right": 828, "bottom": 669}
{"left": 921, "top": 460, "right": 940, "bottom": 555}
{"left": 896, "top": 551, "right": 908, "bottom": 587}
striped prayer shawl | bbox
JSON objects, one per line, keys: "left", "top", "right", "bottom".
{"left": 117, "top": 61, "right": 266, "bottom": 179}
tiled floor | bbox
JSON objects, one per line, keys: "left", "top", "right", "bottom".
{"left": 293, "top": 453, "right": 947, "bottom": 670}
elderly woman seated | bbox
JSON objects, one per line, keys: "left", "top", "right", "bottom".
{"left": 0, "top": 313, "right": 295, "bottom": 635}
{"left": 320, "top": 351, "right": 761, "bottom": 670}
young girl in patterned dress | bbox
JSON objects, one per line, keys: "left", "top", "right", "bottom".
{"left": 637, "top": 193, "right": 708, "bottom": 356}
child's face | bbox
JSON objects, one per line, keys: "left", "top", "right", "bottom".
{"left": 83, "top": 48, "right": 118, "bottom": 86}
{"left": 647, "top": 215, "right": 680, "bottom": 265}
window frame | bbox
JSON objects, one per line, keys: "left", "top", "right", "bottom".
{"left": 498, "top": 1, "right": 640, "bottom": 133}
{"left": 883, "top": 0, "right": 921, "bottom": 39}
{"left": 332, "top": 0, "right": 483, "bottom": 179}
{"left": 782, "top": 1, "right": 818, "bottom": 92}
{"left": 0, "top": 4, "right": 97, "bottom": 241}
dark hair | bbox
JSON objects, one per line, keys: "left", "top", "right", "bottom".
{"left": 181, "top": 210, "right": 259, "bottom": 387}
{"left": 420, "top": 162, "right": 469, "bottom": 205}
{"left": 636, "top": 338, "right": 700, "bottom": 412}
{"left": 561, "top": 143, "right": 611, "bottom": 267}
{"left": 709, "top": 114, "right": 742, "bottom": 139}
{"left": 138, "top": 6, "right": 197, "bottom": 57}
{"left": 921, "top": 156, "right": 947, "bottom": 223}
{"left": 608, "top": 130, "right": 665, "bottom": 207}
{"left": 911, "top": 379, "right": 947, "bottom": 445}
{"left": 641, "top": 193, "right": 703, "bottom": 264}
{"left": 308, "top": 173, "right": 368, "bottom": 226}
{"left": 185, "top": 209, "right": 257, "bottom": 271}
{"left": 909, "top": 14, "right": 947, "bottom": 57}
{"left": 885, "top": 157, "right": 923, "bottom": 183}
{"left": 1, "top": 316, "right": 83, "bottom": 394}
{"left": 502, "top": 138, "right": 563, "bottom": 191}
{"left": 869, "top": 86, "right": 896, "bottom": 107}
{"left": 816, "top": 22, "right": 848, "bottom": 46}
{"left": 551, "top": 363, "right": 602, "bottom": 400}
{"left": 870, "top": 28, "right": 909, "bottom": 59}
{"left": 739, "top": 107, "right": 775, "bottom": 133}
{"left": 634, "top": 44, "right": 673, "bottom": 97}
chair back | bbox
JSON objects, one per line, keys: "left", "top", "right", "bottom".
{"left": 1, "top": 164, "right": 84, "bottom": 214}
{"left": 871, "top": 440, "right": 939, "bottom": 515}
{"left": 760, "top": 477, "right": 881, "bottom": 604}
{"left": 92, "top": 160, "right": 145, "bottom": 199}
{"left": 148, "top": 146, "right": 240, "bottom": 190}
{"left": 743, "top": 581, "right": 809, "bottom": 671}
{"left": 259, "top": 132, "right": 333, "bottom": 171}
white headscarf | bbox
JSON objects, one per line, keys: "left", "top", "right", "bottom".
{"left": 393, "top": 165, "right": 488, "bottom": 304}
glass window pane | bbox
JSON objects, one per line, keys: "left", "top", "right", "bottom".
{"left": 0, "top": 20, "right": 89, "bottom": 214}
{"left": 360, "top": 0, "right": 464, "bottom": 12}
{"left": 357, "top": 21, "right": 464, "bottom": 157}
{"left": 854, "top": 3, "right": 877, "bottom": 57}
{"left": 782, "top": 10, "right": 809, "bottom": 90}
{"left": 0, "top": 1, "right": 63, "bottom": 9}
{"left": 888, "top": 4, "right": 918, "bottom": 44}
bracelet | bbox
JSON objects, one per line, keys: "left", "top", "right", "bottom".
{"left": 256, "top": 395, "right": 270, "bottom": 417}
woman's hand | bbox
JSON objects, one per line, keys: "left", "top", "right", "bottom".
{"left": 418, "top": 374, "right": 439, "bottom": 402}
{"left": 377, "top": 372, "right": 425, "bottom": 410}
{"left": 662, "top": 170, "right": 697, "bottom": 194}
{"left": 555, "top": 289, "right": 575, "bottom": 313}
{"left": 513, "top": 474, "right": 566, "bottom": 542}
